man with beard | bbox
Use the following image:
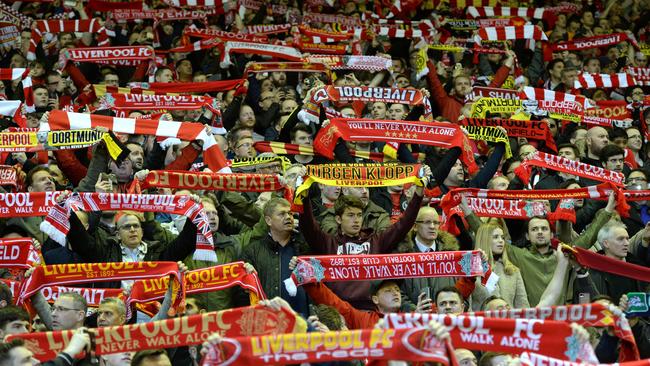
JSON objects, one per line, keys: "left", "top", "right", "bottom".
{"left": 583, "top": 126, "right": 610, "bottom": 167}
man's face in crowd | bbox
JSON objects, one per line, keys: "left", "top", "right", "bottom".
{"left": 484, "top": 298, "right": 510, "bottom": 311}
{"left": 558, "top": 147, "right": 578, "bottom": 161}
{"left": 184, "top": 298, "right": 204, "bottom": 316}
{"left": 127, "top": 143, "right": 144, "bottom": 170}
{"left": 47, "top": 74, "right": 64, "bottom": 94}
{"left": 342, "top": 187, "right": 369, "bottom": 207}
{"left": 238, "top": 105, "right": 256, "bottom": 128}
{"left": 604, "top": 154, "right": 624, "bottom": 173}
{"left": 33, "top": 88, "right": 49, "bottom": 107}
{"left": 550, "top": 61, "right": 564, "bottom": 80}
{"left": 387, "top": 104, "right": 407, "bottom": 120}
{"left": 48, "top": 164, "right": 68, "bottom": 187}
{"left": 117, "top": 215, "right": 143, "bottom": 249}
{"left": 291, "top": 130, "right": 312, "bottom": 145}
{"left": 28, "top": 170, "right": 55, "bottom": 192}
{"left": 571, "top": 129, "right": 587, "bottom": 146}
{"left": 0, "top": 319, "right": 29, "bottom": 338}
{"left": 202, "top": 201, "right": 219, "bottom": 233}
{"left": 51, "top": 296, "right": 84, "bottom": 330}
{"left": 526, "top": 217, "right": 551, "bottom": 248}
{"left": 10, "top": 54, "right": 26, "bottom": 69}
{"left": 415, "top": 209, "right": 440, "bottom": 242}
{"left": 627, "top": 171, "right": 648, "bottom": 188}
{"left": 155, "top": 69, "right": 174, "bottom": 83}
{"left": 436, "top": 291, "right": 464, "bottom": 315}
{"left": 584, "top": 59, "right": 601, "bottom": 74}
{"left": 234, "top": 137, "right": 255, "bottom": 158}
{"left": 271, "top": 71, "right": 287, "bottom": 87}
{"left": 372, "top": 282, "right": 401, "bottom": 313}
{"left": 264, "top": 203, "right": 294, "bottom": 234}
{"left": 97, "top": 302, "right": 125, "bottom": 327}
{"left": 5, "top": 346, "right": 36, "bottom": 366}
{"left": 562, "top": 69, "right": 578, "bottom": 88}
{"left": 455, "top": 349, "right": 478, "bottom": 366}
{"left": 59, "top": 33, "right": 74, "bottom": 48}
{"left": 281, "top": 99, "right": 298, "bottom": 115}
{"left": 103, "top": 74, "right": 119, "bottom": 87}
{"left": 177, "top": 60, "right": 192, "bottom": 75}
{"left": 489, "top": 176, "right": 509, "bottom": 190}
{"left": 630, "top": 87, "right": 645, "bottom": 103}
{"left": 259, "top": 90, "right": 277, "bottom": 111}
{"left": 371, "top": 102, "right": 387, "bottom": 119}
{"left": 447, "top": 160, "right": 465, "bottom": 185}
{"left": 587, "top": 127, "right": 610, "bottom": 155}
{"left": 392, "top": 59, "right": 405, "bottom": 74}
{"left": 543, "top": 118, "right": 558, "bottom": 137}
{"left": 582, "top": 11, "right": 595, "bottom": 28}
{"left": 101, "top": 352, "right": 133, "bottom": 366}
{"left": 138, "top": 354, "right": 172, "bottom": 366}
{"left": 320, "top": 185, "right": 341, "bottom": 202}
{"left": 453, "top": 76, "right": 471, "bottom": 97}
{"left": 395, "top": 76, "right": 410, "bottom": 88}
{"left": 337, "top": 206, "right": 363, "bottom": 237}
{"left": 602, "top": 226, "right": 629, "bottom": 260}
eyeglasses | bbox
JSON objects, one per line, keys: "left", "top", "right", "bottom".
{"left": 119, "top": 223, "right": 141, "bottom": 231}
{"left": 416, "top": 220, "right": 441, "bottom": 226}
{"left": 52, "top": 306, "right": 82, "bottom": 313}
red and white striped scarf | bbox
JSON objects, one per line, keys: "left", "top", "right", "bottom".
{"left": 519, "top": 86, "right": 592, "bottom": 109}
{"left": 474, "top": 25, "right": 547, "bottom": 49}
{"left": 467, "top": 6, "right": 547, "bottom": 19}
{"left": 546, "top": 33, "right": 638, "bottom": 61}
{"left": 0, "top": 68, "right": 33, "bottom": 117}
{"left": 41, "top": 111, "right": 228, "bottom": 172}
{"left": 0, "top": 2, "right": 32, "bottom": 29}
{"left": 244, "top": 24, "right": 292, "bottom": 36}
{"left": 219, "top": 42, "right": 302, "bottom": 67}
{"left": 61, "top": 46, "right": 155, "bottom": 68}
{"left": 0, "top": 101, "right": 25, "bottom": 126}
{"left": 184, "top": 25, "right": 267, "bottom": 43}
{"left": 163, "top": 0, "right": 231, "bottom": 9}
{"left": 304, "top": 55, "right": 392, "bottom": 71}
{"left": 625, "top": 67, "right": 650, "bottom": 86}
{"left": 42, "top": 192, "right": 216, "bottom": 262}
{"left": 28, "top": 19, "right": 109, "bottom": 61}
{"left": 575, "top": 73, "right": 637, "bottom": 89}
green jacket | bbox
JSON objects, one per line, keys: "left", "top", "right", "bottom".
{"left": 507, "top": 208, "right": 616, "bottom": 306}
{"left": 319, "top": 201, "right": 391, "bottom": 235}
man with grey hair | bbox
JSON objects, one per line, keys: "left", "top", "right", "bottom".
{"left": 590, "top": 221, "right": 647, "bottom": 302}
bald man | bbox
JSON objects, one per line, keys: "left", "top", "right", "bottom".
{"left": 455, "top": 349, "right": 478, "bottom": 366}
{"left": 583, "top": 127, "right": 610, "bottom": 166}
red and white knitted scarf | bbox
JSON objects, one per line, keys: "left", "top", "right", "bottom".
{"left": 41, "top": 192, "right": 216, "bottom": 262}
{"left": 516, "top": 151, "right": 625, "bottom": 187}
{"left": 163, "top": 0, "right": 231, "bottom": 9}
{"left": 184, "top": 25, "right": 267, "bottom": 43}
{"left": 546, "top": 33, "right": 638, "bottom": 61}
{"left": 624, "top": 67, "right": 650, "bottom": 86}
{"left": 0, "top": 238, "right": 41, "bottom": 270}
{"left": 101, "top": 93, "right": 220, "bottom": 114}
{"left": 575, "top": 73, "right": 638, "bottom": 89}
{"left": 219, "top": 41, "right": 303, "bottom": 67}
{"left": 42, "top": 111, "right": 228, "bottom": 172}
{"left": 304, "top": 55, "right": 393, "bottom": 71}
{"left": 474, "top": 25, "right": 547, "bottom": 49}
{"left": 28, "top": 19, "right": 109, "bottom": 61}
{"left": 519, "top": 86, "right": 592, "bottom": 109}
{"left": 126, "top": 79, "right": 246, "bottom": 95}
{"left": 467, "top": 6, "right": 547, "bottom": 19}
{"left": 61, "top": 45, "right": 154, "bottom": 68}
{"left": 0, "top": 68, "right": 33, "bottom": 116}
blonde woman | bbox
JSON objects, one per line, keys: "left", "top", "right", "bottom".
{"left": 472, "top": 223, "right": 530, "bottom": 310}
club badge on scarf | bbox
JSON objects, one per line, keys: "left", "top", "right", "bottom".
{"left": 285, "top": 251, "right": 496, "bottom": 296}
{"left": 382, "top": 313, "right": 598, "bottom": 363}
{"left": 40, "top": 192, "right": 216, "bottom": 262}
{"left": 8, "top": 304, "right": 306, "bottom": 362}
{"left": 626, "top": 292, "right": 650, "bottom": 317}
{"left": 200, "top": 327, "right": 455, "bottom": 366}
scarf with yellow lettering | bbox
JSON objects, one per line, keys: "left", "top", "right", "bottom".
{"left": 515, "top": 151, "right": 625, "bottom": 187}
{"left": 461, "top": 125, "right": 512, "bottom": 159}
{"left": 134, "top": 170, "right": 284, "bottom": 193}
{"left": 228, "top": 156, "right": 291, "bottom": 172}
{"left": 0, "top": 129, "right": 105, "bottom": 152}
{"left": 460, "top": 118, "right": 557, "bottom": 152}
{"left": 285, "top": 251, "right": 495, "bottom": 297}
{"left": 8, "top": 304, "right": 306, "bottom": 362}
{"left": 294, "top": 163, "right": 423, "bottom": 206}
{"left": 129, "top": 262, "right": 266, "bottom": 312}
{"left": 382, "top": 313, "right": 597, "bottom": 363}
{"left": 315, "top": 118, "right": 478, "bottom": 174}
{"left": 470, "top": 97, "right": 522, "bottom": 118}
{"left": 41, "top": 192, "right": 216, "bottom": 262}
{"left": 472, "top": 303, "right": 639, "bottom": 362}
{"left": 17, "top": 262, "right": 184, "bottom": 316}
{"left": 201, "top": 327, "right": 455, "bottom": 366}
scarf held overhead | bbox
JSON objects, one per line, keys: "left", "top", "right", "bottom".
{"left": 0, "top": 238, "right": 40, "bottom": 269}
{"left": 459, "top": 118, "right": 556, "bottom": 152}
{"left": 284, "top": 251, "right": 495, "bottom": 296}
{"left": 562, "top": 245, "right": 650, "bottom": 284}
{"left": 0, "top": 129, "right": 105, "bottom": 153}
{"left": 40, "top": 192, "right": 216, "bottom": 262}
{"left": 314, "top": 118, "right": 478, "bottom": 174}
{"left": 8, "top": 304, "right": 305, "bottom": 362}
{"left": 137, "top": 170, "right": 284, "bottom": 192}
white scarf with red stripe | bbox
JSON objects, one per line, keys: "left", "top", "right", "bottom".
{"left": 474, "top": 25, "right": 547, "bottom": 49}
{"left": 519, "top": 86, "right": 593, "bottom": 109}
{"left": 219, "top": 41, "right": 303, "bottom": 67}
{"left": 575, "top": 72, "right": 638, "bottom": 89}
{"left": 163, "top": 0, "right": 232, "bottom": 9}
{"left": 28, "top": 19, "right": 109, "bottom": 61}
{"left": 41, "top": 192, "right": 216, "bottom": 262}
{"left": 41, "top": 111, "right": 229, "bottom": 172}
{"left": 467, "top": 6, "right": 547, "bottom": 19}
{"left": 0, "top": 68, "right": 33, "bottom": 116}
{"left": 624, "top": 67, "right": 650, "bottom": 86}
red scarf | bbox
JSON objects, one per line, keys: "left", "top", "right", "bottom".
{"left": 135, "top": 170, "right": 284, "bottom": 192}
{"left": 87, "top": 0, "right": 143, "bottom": 11}
{"left": 127, "top": 79, "right": 246, "bottom": 94}
{"left": 253, "top": 141, "right": 424, "bottom": 162}
{"left": 184, "top": 25, "right": 267, "bottom": 43}
{"left": 460, "top": 118, "right": 556, "bottom": 152}
{"left": 219, "top": 42, "right": 303, "bottom": 67}
{"left": 0, "top": 192, "right": 62, "bottom": 217}
{"left": 0, "top": 238, "right": 40, "bottom": 270}
{"left": 41, "top": 192, "right": 216, "bottom": 262}
{"left": 575, "top": 72, "right": 638, "bottom": 89}
{"left": 101, "top": 93, "right": 219, "bottom": 113}
{"left": 285, "top": 251, "right": 495, "bottom": 296}
{"left": 304, "top": 55, "right": 393, "bottom": 71}
{"left": 625, "top": 67, "right": 650, "bottom": 86}
{"left": 546, "top": 33, "right": 638, "bottom": 61}
{"left": 520, "top": 352, "right": 649, "bottom": 366}
{"left": 584, "top": 100, "right": 632, "bottom": 120}
{"left": 245, "top": 24, "right": 292, "bottom": 35}
{"left": 17, "top": 261, "right": 184, "bottom": 314}
{"left": 382, "top": 313, "right": 597, "bottom": 363}
{"left": 314, "top": 118, "right": 478, "bottom": 174}
{"left": 61, "top": 46, "right": 154, "bottom": 68}
{"left": 472, "top": 303, "right": 639, "bottom": 362}
{"left": 0, "top": 68, "right": 33, "bottom": 117}
{"left": 8, "top": 304, "right": 304, "bottom": 362}
{"left": 244, "top": 62, "right": 330, "bottom": 78}
{"left": 0, "top": 165, "right": 17, "bottom": 188}
{"left": 520, "top": 87, "right": 591, "bottom": 109}
{"left": 44, "top": 110, "right": 228, "bottom": 173}
{"left": 41, "top": 286, "right": 123, "bottom": 307}
{"left": 201, "top": 327, "right": 456, "bottom": 366}
{"left": 563, "top": 245, "right": 650, "bottom": 284}
{"left": 28, "top": 19, "right": 109, "bottom": 61}
{"left": 129, "top": 262, "right": 266, "bottom": 309}
{"left": 515, "top": 151, "right": 625, "bottom": 187}
{"left": 302, "top": 11, "right": 362, "bottom": 26}
{"left": 467, "top": 6, "right": 548, "bottom": 19}
{"left": 440, "top": 183, "right": 629, "bottom": 218}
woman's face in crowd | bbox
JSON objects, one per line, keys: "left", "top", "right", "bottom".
{"left": 490, "top": 227, "right": 506, "bottom": 255}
